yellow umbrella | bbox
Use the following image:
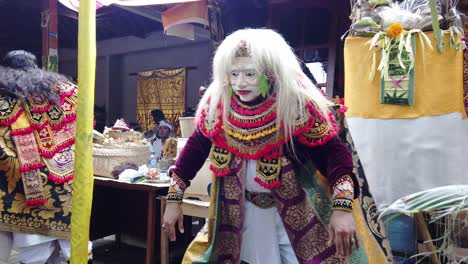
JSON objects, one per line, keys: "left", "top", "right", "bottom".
{"left": 71, "top": 0, "right": 96, "bottom": 263}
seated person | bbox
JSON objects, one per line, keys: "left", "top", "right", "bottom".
{"left": 152, "top": 120, "right": 176, "bottom": 160}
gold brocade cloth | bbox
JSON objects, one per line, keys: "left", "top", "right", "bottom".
{"left": 137, "top": 68, "right": 186, "bottom": 136}
{"left": 0, "top": 82, "right": 77, "bottom": 239}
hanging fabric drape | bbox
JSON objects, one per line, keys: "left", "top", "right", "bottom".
{"left": 161, "top": 0, "right": 208, "bottom": 40}
{"left": 71, "top": 0, "right": 96, "bottom": 263}
{"left": 137, "top": 68, "right": 186, "bottom": 136}
{"left": 59, "top": 0, "right": 202, "bottom": 12}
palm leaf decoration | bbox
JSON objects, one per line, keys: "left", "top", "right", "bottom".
{"left": 380, "top": 185, "right": 468, "bottom": 263}
{"left": 380, "top": 185, "right": 468, "bottom": 218}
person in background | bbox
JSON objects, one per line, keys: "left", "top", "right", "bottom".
{"left": 144, "top": 109, "right": 166, "bottom": 144}
{"left": 128, "top": 121, "right": 142, "bottom": 132}
{"left": 152, "top": 120, "right": 173, "bottom": 159}
{"left": 151, "top": 109, "right": 166, "bottom": 131}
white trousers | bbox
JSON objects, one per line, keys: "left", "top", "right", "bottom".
{"left": 0, "top": 232, "right": 92, "bottom": 264}
{"left": 16, "top": 239, "right": 70, "bottom": 264}
{"left": 240, "top": 160, "right": 299, "bottom": 264}
{"left": 240, "top": 201, "right": 299, "bottom": 264}
{"left": 0, "top": 232, "right": 12, "bottom": 262}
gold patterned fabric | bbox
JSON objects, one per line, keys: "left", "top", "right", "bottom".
{"left": 0, "top": 82, "right": 77, "bottom": 239}
{"left": 0, "top": 127, "right": 73, "bottom": 239}
{"left": 273, "top": 157, "right": 346, "bottom": 263}
{"left": 136, "top": 68, "right": 186, "bottom": 136}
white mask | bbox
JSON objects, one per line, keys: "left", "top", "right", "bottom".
{"left": 230, "top": 57, "right": 261, "bottom": 102}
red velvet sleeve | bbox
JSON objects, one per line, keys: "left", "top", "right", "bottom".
{"left": 301, "top": 136, "right": 360, "bottom": 199}
{"left": 170, "top": 129, "right": 212, "bottom": 188}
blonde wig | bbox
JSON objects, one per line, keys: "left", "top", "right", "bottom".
{"left": 196, "top": 28, "right": 333, "bottom": 141}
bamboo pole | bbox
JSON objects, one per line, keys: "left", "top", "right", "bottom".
{"left": 70, "top": 0, "right": 96, "bottom": 263}
{"left": 415, "top": 213, "right": 440, "bottom": 264}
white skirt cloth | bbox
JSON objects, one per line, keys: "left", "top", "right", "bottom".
{"left": 240, "top": 160, "right": 299, "bottom": 264}
{"left": 347, "top": 113, "right": 468, "bottom": 207}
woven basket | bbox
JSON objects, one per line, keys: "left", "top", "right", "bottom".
{"left": 93, "top": 144, "right": 150, "bottom": 178}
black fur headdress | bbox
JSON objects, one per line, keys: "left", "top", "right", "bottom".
{"left": 0, "top": 50, "right": 70, "bottom": 103}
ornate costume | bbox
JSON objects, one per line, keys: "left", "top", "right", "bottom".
{"left": 0, "top": 50, "right": 78, "bottom": 263}
{"left": 164, "top": 29, "right": 392, "bottom": 264}
{"left": 168, "top": 97, "right": 392, "bottom": 263}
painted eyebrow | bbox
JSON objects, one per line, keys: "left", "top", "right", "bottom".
{"left": 230, "top": 65, "right": 258, "bottom": 71}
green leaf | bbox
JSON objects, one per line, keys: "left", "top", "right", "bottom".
{"left": 259, "top": 74, "right": 269, "bottom": 97}
{"left": 429, "top": 0, "right": 443, "bottom": 52}
{"left": 449, "top": 28, "right": 455, "bottom": 48}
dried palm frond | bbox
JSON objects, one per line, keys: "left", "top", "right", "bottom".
{"left": 380, "top": 185, "right": 468, "bottom": 263}
{"left": 380, "top": 185, "right": 468, "bottom": 217}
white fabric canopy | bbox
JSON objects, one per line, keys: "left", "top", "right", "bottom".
{"left": 347, "top": 113, "right": 468, "bottom": 208}
{"left": 59, "top": 0, "right": 201, "bottom": 11}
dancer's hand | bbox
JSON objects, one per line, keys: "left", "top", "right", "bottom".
{"left": 327, "top": 210, "right": 360, "bottom": 257}
{"left": 162, "top": 202, "right": 184, "bottom": 241}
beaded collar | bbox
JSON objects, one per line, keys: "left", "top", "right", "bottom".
{"left": 199, "top": 95, "right": 284, "bottom": 160}
{"left": 198, "top": 94, "right": 339, "bottom": 189}
{"left": 198, "top": 94, "right": 339, "bottom": 157}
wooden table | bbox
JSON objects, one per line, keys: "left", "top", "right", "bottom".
{"left": 91, "top": 177, "right": 169, "bottom": 264}
{"left": 159, "top": 197, "right": 210, "bottom": 264}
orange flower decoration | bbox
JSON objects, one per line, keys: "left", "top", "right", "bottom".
{"left": 386, "top": 23, "right": 403, "bottom": 38}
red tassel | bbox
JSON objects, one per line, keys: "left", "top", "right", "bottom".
{"left": 59, "top": 89, "right": 76, "bottom": 100}
{"left": 31, "top": 105, "right": 51, "bottom": 113}
{"left": 254, "top": 177, "right": 281, "bottom": 189}
{"left": 30, "top": 120, "right": 50, "bottom": 131}
{"left": 49, "top": 173, "right": 74, "bottom": 183}
{"left": 25, "top": 199, "right": 47, "bottom": 206}
{"left": 0, "top": 108, "right": 24, "bottom": 126}
{"left": 38, "top": 138, "right": 76, "bottom": 158}
{"left": 48, "top": 114, "right": 76, "bottom": 131}
{"left": 63, "top": 114, "right": 77, "bottom": 124}
{"left": 209, "top": 165, "right": 231, "bottom": 177}
{"left": 19, "top": 163, "right": 44, "bottom": 172}
{"left": 11, "top": 126, "right": 34, "bottom": 136}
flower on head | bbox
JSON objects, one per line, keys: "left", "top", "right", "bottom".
{"left": 386, "top": 23, "right": 403, "bottom": 38}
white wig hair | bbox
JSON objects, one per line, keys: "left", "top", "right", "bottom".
{"left": 196, "top": 28, "right": 333, "bottom": 141}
